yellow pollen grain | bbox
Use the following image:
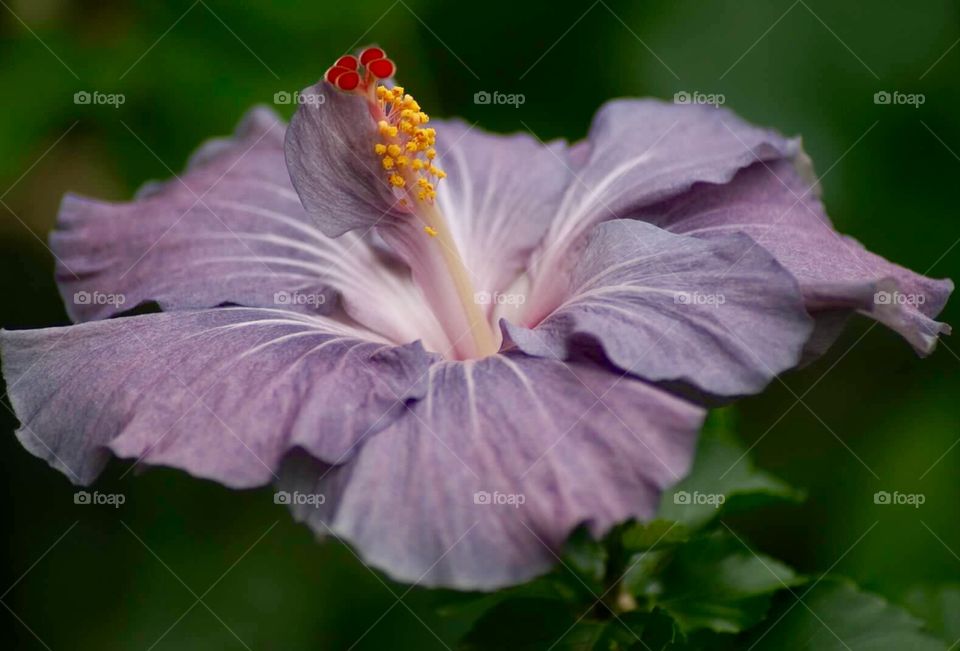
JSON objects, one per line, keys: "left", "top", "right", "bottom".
{"left": 378, "top": 120, "right": 398, "bottom": 138}
{"left": 424, "top": 226, "right": 438, "bottom": 237}
{"left": 372, "top": 85, "right": 448, "bottom": 204}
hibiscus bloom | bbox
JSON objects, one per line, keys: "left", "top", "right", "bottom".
{"left": 2, "top": 48, "right": 950, "bottom": 589}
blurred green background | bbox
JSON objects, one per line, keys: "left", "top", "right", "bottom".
{"left": 1, "top": 0, "right": 958, "bottom": 648}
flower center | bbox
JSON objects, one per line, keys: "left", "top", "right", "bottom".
{"left": 324, "top": 48, "right": 499, "bottom": 360}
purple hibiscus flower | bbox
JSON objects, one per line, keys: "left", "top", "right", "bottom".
{"left": 1, "top": 47, "right": 951, "bottom": 590}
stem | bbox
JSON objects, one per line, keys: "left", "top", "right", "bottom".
{"left": 419, "top": 201, "right": 499, "bottom": 358}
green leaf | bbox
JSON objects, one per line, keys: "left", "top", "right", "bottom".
{"left": 743, "top": 578, "right": 947, "bottom": 650}
{"left": 437, "top": 575, "right": 581, "bottom": 627}
{"left": 621, "top": 519, "right": 691, "bottom": 553}
{"left": 596, "top": 609, "right": 685, "bottom": 651}
{"left": 903, "top": 584, "right": 960, "bottom": 643}
{"left": 658, "top": 415, "right": 803, "bottom": 529}
{"left": 652, "top": 531, "right": 802, "bottom": 634}
{"left": 458, "top": 597, "right": 602, "bottom": 650}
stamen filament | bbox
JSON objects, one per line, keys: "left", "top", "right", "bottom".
{"left": 415, "top": 200, "right": 499, "bottom": 358}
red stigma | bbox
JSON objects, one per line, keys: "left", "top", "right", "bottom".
{"left": 335, "top": 71, "right": 360, "bottom": 91}
{"left": 368, "top": 58, "right": 395, "bottom": 79}
{"left": 324, "top": 66, "right": 350, "bottom": 83}
{"left": 359, "top": 47, "right": 385, "bottom": 65}
{"left": 335, "top": 55, "right": 358, "bottom": 70}
{"left": 325, "top": 46, "right": 397, "bottom": 95}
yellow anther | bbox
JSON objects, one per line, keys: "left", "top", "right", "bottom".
{"left": 378, "top": 120, "right": 398, "bottom": 138}
{"left": 370, "top": 85, "right": 446, "bottom": 204}
{"left": 424, "top": 226, "right": 438, "bottom": 237}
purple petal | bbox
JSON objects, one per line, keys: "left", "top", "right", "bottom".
{"left": 279, "top": 353, "right": 703, "bottom": 589}
{"left": 284, "top": 82, "right": 401, "bottom": 237}
{"left": 52, "top": 106, "right": 450, "bottom": 351}
{"left": 433, "top": 119, "right": 569, "bottom": 304}
{"left": 506, "top": 220, "right": 813, "bottom": 398}
{"left": 1, "top": 308, "right": 436, "bottom": 488}
{"left": 527, "top": 99, "right": 797, "bottom": 318}
{"left": 633, "top": 160, "right": 953, "bottom": 355}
